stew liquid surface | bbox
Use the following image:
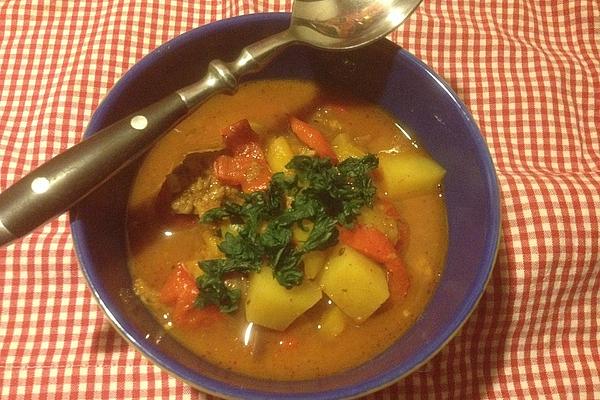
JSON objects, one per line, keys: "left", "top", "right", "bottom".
{"left": 127, "top": 80, "right": 448, "bottom": 380}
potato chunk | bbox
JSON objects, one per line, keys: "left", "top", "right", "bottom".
{"left": 266, "top": 136, "right": 294, "bottom": 173}
{"left": 357, "top": 204, "right": 398, "bottom": 244}
{"left": 319, "top": 305, "right": 347, "bottom": 338}
{"left": 331, "top": 133, "right": 366, "bottom": 160}
{"left": 245, "top": 267, "right": 322, "bottom": 331}
{"left": 377, "top": 152, "right": 446, "bottom": 199}
{"left": 302, "top": 250, "right": 327, "bottom": 279}
{"left": 292, "top": 221, "right": 313, "bottom": 243}
{"left": 320, "top": 246, "right": 389, "bottom": 322}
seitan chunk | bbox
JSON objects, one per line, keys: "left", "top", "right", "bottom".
{"left": 170, "top": 174, "right": 238, "bottom": 216}
{"left": 163, "top": 152, "right": 240, "bottom": 217}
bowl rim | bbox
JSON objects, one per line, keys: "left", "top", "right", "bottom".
{"left": 71, "top": 12, "right": 501, "bottom": 400}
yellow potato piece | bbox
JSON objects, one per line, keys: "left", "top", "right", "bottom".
{"left": 245, "top": 267, "right": 322, "bottom": 331}
{"left": 266, "top": 136, "right": 294, "bottom": 173}
{"left": 302, "top": 250, "right": 327, "bottom": 280}
{"left": 331, "top": 133, "right": 366, "bottom": 160}
{"left": 357, "top": 205, "right": 398, "bottom": 244}
{"left": 319, "top": 246, "right": 389, "bottom": 322}
{"left": 319, "top": 305, "right": 347, "bottom": 338}
{"left": 377, "top": 152, "right": 446, "bottom": 199}
{"left": 292, "top": 221, "right": 313, "bottom": 243}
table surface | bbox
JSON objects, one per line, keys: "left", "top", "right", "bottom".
{"left": 1, "top": 1, "right": 598, "bottom": 399}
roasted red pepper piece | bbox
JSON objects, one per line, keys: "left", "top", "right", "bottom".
{"left": 214, "top": 152, "right": 271, "bottom": 192}
{"left": 160, "top": 263, "right": 222, "bottom": 328}
{"left": 214, "top": 119, "right": 272, "bottom": 192}
{"left": 221, "top": 119, "right": 260, "bottom": 151}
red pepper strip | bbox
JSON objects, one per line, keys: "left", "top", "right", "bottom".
{"left": 214, "top": 120, "right": 272, "bottom": 192}
{"left": 339, "top": 224, "right": 410, "bottom": 299}
{"left": 395, "top": 220, "right": 410, "bottom": 253}
{"left": 339, "top": 224, "right": 397, "bottom": 264}
{"left": 289, "top": 116, "right": 339, "bottom": 163}
{"left": 386, "top": 258, "right": 410, "bottom": 298}
{"left": 159, "top": 263, "right": 222, "bottom": 328}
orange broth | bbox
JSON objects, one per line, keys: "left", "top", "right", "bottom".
{"left": 126, "top": 79, "right": 447, "bottom": 380}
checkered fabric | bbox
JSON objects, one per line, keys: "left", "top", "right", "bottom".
{"left": 1, "top": 1, "right": 598, "bottom": 399}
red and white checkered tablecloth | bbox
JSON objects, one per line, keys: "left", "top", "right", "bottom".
{"left": 1, "top": 1, "right": 598, "bottom": 398}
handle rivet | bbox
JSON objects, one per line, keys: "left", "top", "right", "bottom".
{"left": 130, "top": 115, "right": 148, "bottom": 130}
{"left": 31, "top": 177, "right": 50, "bottom": 194}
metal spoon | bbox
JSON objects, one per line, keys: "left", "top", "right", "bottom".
{"left": 0, "top": 0, "right": 422, "bottom": 247}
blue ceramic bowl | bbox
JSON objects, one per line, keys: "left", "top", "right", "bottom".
{"left": 71, "top": 13, "right": 500, "bottom": 400}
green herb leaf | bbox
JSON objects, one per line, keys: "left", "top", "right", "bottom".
{"left": 301, "top": 215, "right": 339, "bottom": 253}
{"left": 195, "top": 154, "right": 378, "bottom": 312}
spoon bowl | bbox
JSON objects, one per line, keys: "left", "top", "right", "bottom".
{"left": 290, "top": 0, "right": 422, "bottom": 49}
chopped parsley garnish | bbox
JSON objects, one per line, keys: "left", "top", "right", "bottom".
{"left": 196, "top": 154, "right": 378, "bottom": 312}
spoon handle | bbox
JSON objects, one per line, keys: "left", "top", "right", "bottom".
{"left": 0, "top": 30, "right": 295, "bottom": 247}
